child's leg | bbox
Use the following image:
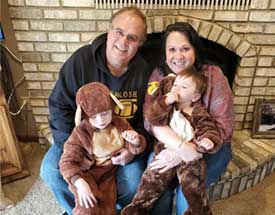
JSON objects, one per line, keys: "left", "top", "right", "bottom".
{"left": 72, "top": 165, "right": 117, "bottom": 215}
{"left": 148, "top": 151, "right": 175, "bottom": 215}
{"left": 98, "top": 171, "right": 117, "bottom": 215}
{"left": 121, "top": 156, "right": 177, "bottom": 215}
{"left": 73, "top": 194, "right": 100, "bottom": 215}
{"left": 177, "top": 159, "right": 212, "bottom": 215}
{"left": 70, "top": 178, "right": 100, "bottom": 215}
{"left": 175, "top": 144, "right": 232, "bottom": 215}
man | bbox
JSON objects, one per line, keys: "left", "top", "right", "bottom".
{"left": 40, "top": 7, "right": 153, "bottom": 215}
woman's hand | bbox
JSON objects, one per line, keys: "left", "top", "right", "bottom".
{"left": 111, "top": 148, "right": 135, "bottom": 166}
{"left": 177, "top": 140, "right": 203, "bottom": 162}
{"left": 149, "top": 149, "right": 182, "bottom": 173}
{"left": 74, "top": 178, "right": 97, "bottom": 208}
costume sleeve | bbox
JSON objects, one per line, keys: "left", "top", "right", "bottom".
{"left": 192, "top": 105, "right": 223, "bottom": 153}
{"left": 59, "top": 124, "right": 95, "bottom": 185}
{"left": 143, "top": 69, "right": 175, "bottom": 131}
{"left": 114, "top": 116, "right": 146, "bottom": 155}
{"left": 203, "top": 65, "right": 234, "bottom": 144}
{"left": 143, "top": 68, "right": 163, "bottom": 133}
{"left": 145, "top": 95, "right": 172, "bottom": 126}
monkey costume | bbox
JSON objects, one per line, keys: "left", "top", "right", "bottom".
{"left": 122, "top": 75, "right": 222, "bottom": 215}
{"left": 59, "top": 82, "right": 146, "bottom": 215}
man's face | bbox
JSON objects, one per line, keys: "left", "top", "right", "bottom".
{"left": 106, "top": 11, "right": 145, "bottom": 69}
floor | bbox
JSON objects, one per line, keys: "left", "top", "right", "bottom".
{"left": 2, "top": 141, "right": 275, "bottom": 214}
{"left": 2, "top": 142, "right": 47, "bottom": 203}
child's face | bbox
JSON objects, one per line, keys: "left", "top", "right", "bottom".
{"left": 166, "top": 31, "right": 196, "bottom": 74}
{"left": 171, "top": 75, "right": 201, "bottom": 105}
{"left": 89, "top": 110, "right": 112, "bottom": 129}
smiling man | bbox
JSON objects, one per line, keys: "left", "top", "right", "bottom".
{"left": 40, "top": 7, "right": 153, "bottom": 215}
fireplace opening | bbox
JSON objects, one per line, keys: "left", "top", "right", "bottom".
{"left": 139, "top": 32, "right": 240, "bottom": 88}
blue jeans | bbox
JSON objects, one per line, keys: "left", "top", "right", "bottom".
{"left": 40, "top": 143, "right": 146, "bottom": 215}
{"left": 148, "top": 144, "right": 232, "bottom": 215}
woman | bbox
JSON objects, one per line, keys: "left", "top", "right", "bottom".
{"left": 145, "top": 22, "right": 234, "bottom": 215}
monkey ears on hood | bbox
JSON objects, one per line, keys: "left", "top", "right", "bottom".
{"left": 75, "top": 82, "right": 124, "bottom": 126}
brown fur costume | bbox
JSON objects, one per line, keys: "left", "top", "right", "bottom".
{"left": 122, "top": 76, "right": 222, "bottom": 215}
{"left": 59, "top": 82, "right": 146, "bottom": 215}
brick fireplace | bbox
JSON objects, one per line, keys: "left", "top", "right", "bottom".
{"left": 6, "top": 0, "right": 275, "bottom": 144}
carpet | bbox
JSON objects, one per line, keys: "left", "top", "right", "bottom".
{"left": 3, "top": 173, "right": 275, "bottom": 215}
{"left": 2, "top": 178, "right": 63, "bottom": 215}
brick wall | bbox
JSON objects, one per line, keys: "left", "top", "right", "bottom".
{"left": 7, "top": 0, "right": 275, "bottom": 144}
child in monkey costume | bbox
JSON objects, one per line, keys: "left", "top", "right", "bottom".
{"left": 59, "top": 82, "right": 146, "bottom": 215}
{"left": 122, "top": 67, "right": 222, "bottom": 215}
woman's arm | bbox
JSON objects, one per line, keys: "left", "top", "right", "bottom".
{"left": 149, "top": 125, "right": 202, "bottom": 173}
{"left": 152, "top": 126, "right": 202, "bottom": 163}
{"left": 203, "top": 65, "right": 234, "bottom": 143}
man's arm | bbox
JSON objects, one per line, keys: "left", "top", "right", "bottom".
{"left": 49, "top": 55, "right": 81, "bottom": 147}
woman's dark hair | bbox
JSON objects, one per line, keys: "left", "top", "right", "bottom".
{"left": 161, "top": 22, "right": 206, "bottom": 75}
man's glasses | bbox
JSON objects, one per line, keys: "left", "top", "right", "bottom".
{"left": 110, "top": 28, "right": 140, "bottom": 44}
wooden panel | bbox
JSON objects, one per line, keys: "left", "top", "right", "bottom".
{"left": 0, "top": 86, "right": 28, "bottom": 183}
{"left": 0, "top": 105, "right": 22, "bottom": 177}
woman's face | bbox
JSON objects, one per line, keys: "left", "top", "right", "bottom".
{"left": 166, "top": 31, "right": 196, "bottom": 74}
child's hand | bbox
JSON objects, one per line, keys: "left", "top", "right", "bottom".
{"left": 197, "top": 138, "right": 214, "bottom": 151}
{"left": 122, "top": 130, "right": 140, "bottom": 146}
{"left": 165, "top": 92, "right": 178, "bottom": 105}
{"left": 74, "top": 178, "right": 97, "bottom": 209}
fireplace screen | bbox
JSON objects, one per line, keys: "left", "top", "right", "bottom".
{"left": 95, "top": 0, "right": 251, "bottom": 10}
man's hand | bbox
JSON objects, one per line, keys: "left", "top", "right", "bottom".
{"left": 149, "top": 149, "right": 182, "bottom": 173}
{"left": 111, "top": 148, "right": 135, "bottom": 166}
{"left": 74, "top": 178, "right": 97, "bottom": 209}
{"left": 121, "top": 130, "right": 140, "bottom": 146}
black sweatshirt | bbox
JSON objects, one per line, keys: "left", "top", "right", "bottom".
{"left": 49, "top": 33, "right": 153, "bottom": 147}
